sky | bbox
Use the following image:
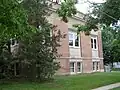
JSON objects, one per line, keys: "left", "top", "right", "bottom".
{"left": 75, "top": 0, "right": 105, "bottom": 14}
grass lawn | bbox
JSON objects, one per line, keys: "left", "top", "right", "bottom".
{"left": 0, "top": 72, "right": 120, "bottom": 90}
{"left": 112, "top": 87, "right": 120, "bottom": 90}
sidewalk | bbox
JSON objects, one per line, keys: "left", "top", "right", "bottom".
{"left": 92, "top": 83, "right": 120, "bottom": 90}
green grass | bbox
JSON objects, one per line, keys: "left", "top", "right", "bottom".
{"left": 112, "top": 87, "right": 120, "bottom": 90}
{"left": 0, "top": 72, "right": 120, "bottom": 90}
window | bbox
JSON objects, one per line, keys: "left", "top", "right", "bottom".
{"left": 69, "top": 32, "right": 80, "bottom": 47}
{"left": 10, "top": 39, "right": 19, "bottom": 46}
{"left": 91, "top": 39, "right": 93, "bottom": 48}
{"left": 75, "top": 35, "right": 79, "bottom": 47}
{"left": 91, "top": 37, "right": 97, "bottom": 49}
{"left": 11, "top": 39, "right": 15, "bottom": 45}
{"left": 11, "top": 63, "right": 20, "bottom": 76}
{"left": 69, "top": 33, "right": 74, "bottom": 46}
{"left": 96, "top": 62, "right": 99, "bottom": 70}
{"left": 94, "top": 39, "right": 97, "bottom": 49}
{"left": 93, "top": 62, "right": 95, "bottom": 71}
{"left": 70, "top": 62, "right": 75, "bottom": 72}
{"left": 16, "top": 40, "right": 19, "bottom": 44}
{"left": 77, "top": 62, "right": 81, "bottom": 72}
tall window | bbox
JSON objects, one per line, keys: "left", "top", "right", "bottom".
{"left": 69, "top": 32, "right": 80, "bottom": 47}
{"left": 96, "top": 62, "right": 99, "bottom": 70}
{"left": 91, "top": 37, "right": 97, "bottom": 49}
{"left": 94, "top": 39, "right": 97, "bottom": 49}
{"left": 77, "top": 62, "right": 81, "bottom": 72}
{"left": 75, "top": 35, "right": 79, "bottom": 47}
{"left": 91, "top": 39, "right": 93, "bottom": 48}
{"left": 69, "top": 33, "right": 74, "bottom": 46}
{"left": 70, "top": 62, "right": 75, "bottom": 73}
{"left": 93, "top": 62, "right": 95, "bottom": 71}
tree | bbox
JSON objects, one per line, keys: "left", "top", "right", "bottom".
{"left": 0, "top": 0, "right": 31, "bottom": 41}
{"left": 12, "top": 0, "right": 65, "bottom": 80}
{"left": 87, "top": 0, "right": 120, "bottom": 65}
{"left": 91, "top": 0, "right": 120, "bottom": 26}
{"left": 0, "top": 0, "right": 34, "bottom": 79}
{"left": 57, "top": 0, "right": 77, "bottom": 23}
{"left": 102, "top": 26, "right": 120, "bottom": 66}
{"left": 102, "top": 26, "right": 114, "bottom": 65}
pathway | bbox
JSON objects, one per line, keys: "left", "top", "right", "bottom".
{"left": 92, "top": 83, "right": 120, "bottom": 90}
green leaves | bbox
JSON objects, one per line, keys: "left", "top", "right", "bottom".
{"left": 0, "top": 0, "right": 34, "bottom": 42}
{"left": 57, "top": 0, "right": 77, "bottom": 23}
{"left": 102, "top": 26, "right": 120, "bottom": 65}
{"left": 92, "top": 0, "right": 120, "bottom": 26}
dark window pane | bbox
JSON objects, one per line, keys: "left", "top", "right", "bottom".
{"left": 69, "top": 34, "right": 73, "bottom": 46}
{"left": 77, "top": 62, "right": 81, "bottom": 72}
{"left": 69, "top": 40, "right": 73, "bottom": 46}
{"left": 75, "top": 35, "right": 79, "bottom": 47}
{"left": 94, "top": 39, "right": 97, "bottom": 49}
{"left": 11, "top": 39, "right": 15, "bottom": 45}
{"left": 16, "top": 40, "right": 19, "bottom": 44}
{"left": 70, "top": 62, "right": 75, "bottom": 72}
{"left": 91, "top": 39, "right": 93, "bottom": 48}
{"left": 93, "top": 62, "right": 95, "bottom": 70}
{"left": 96, "top": 62, "right": 99, "bottom": 70}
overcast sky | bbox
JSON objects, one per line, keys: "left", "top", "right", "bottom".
{"left": 75, "top": 0, "right": 105, "bottom": 14}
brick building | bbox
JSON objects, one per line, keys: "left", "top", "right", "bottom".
{"left": 10, "top": 0, "right": 104, "bottom": 75}
{"left": 47, "top": 2, "right": 104, "bottom": 75}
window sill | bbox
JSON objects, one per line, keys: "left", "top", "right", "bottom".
{"left": 92, "top": 70, "right": 96, "bottom": 72}
{"left": 92, "top": 49, "right": 98, "bottom": 51}
{"left": 70, "top": 72, "right": 76, "bottom": 74}
{"left": 69, "top": 46, "right": 80, "bottom": 49}
{"left": 77, "top": 72, "right": 82, "bottom": 73}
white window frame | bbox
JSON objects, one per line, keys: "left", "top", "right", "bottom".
{"left": 70, "top": 62, "right": 75, "bottom": 74}
{"left": 69, "top": 32, "right": 80, "bottom": 48}
{"left": 91, "top": 37, "right": 98, "bottom": 50}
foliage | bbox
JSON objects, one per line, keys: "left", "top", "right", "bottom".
{"left": 90, "top": 0, "right": 120, "bottom": 64}
{"left": 57, "top": 0, "right": 77, "bottom": 23}
{"left": 92, "top": 0, "right": 120, "bottom": 26}
{"left": 102, "top": 26, "right": 120, "bottom": 65}
{"left": 0, "top": 0, "right": 62, "bottom": 80}
{"left": 16, "top": 25, "right": 61, "bottom": 80}
{"left": 73, "top": 16, "right": 99, "bottom": 35}
{"left": 0, "top": 0, "right": 31, "bottom": 41}
{"left": 0, "top": 0, "right": 33, "bottom": 79}
{"left": 14, "top": 0, "right": 62, "bottom": 80}
{"left": 102, "top": 26, "right": 114, "bottom": 64}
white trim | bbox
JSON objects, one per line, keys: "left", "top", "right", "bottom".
{"left": 70, "top": 59, "right": 82, "bottom": 62}
{"left": 92, "top": 59, "right": 100, "bottom": 61}
{"left": 90, "top": 29, "right": 98, "bottom": 35}
{"left": 57, "top": 57, "right": 103, "bottom": 60}
{"left": 91, "top": 36, "right": 98, "bottom": 50}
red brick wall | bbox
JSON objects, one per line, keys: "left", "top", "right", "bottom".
{"left": 53, "top": 19, "right": 70, "bottom": 75}
{"left": 98, "top": 31, "right": 104, "bottom": 71}
{"left": 80, "top": 32, "right": 92, "bottom": 73}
